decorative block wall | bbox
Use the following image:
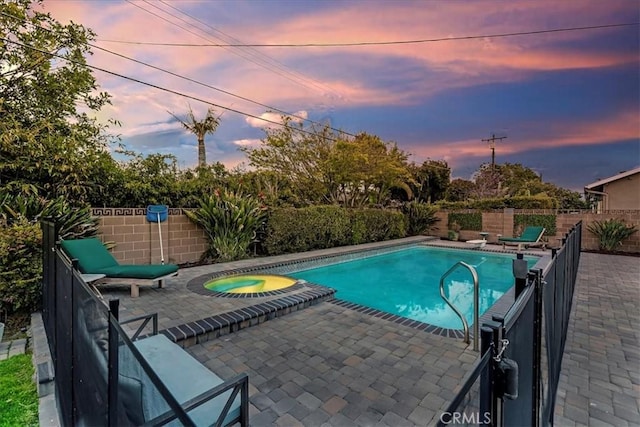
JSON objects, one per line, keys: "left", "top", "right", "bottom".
{"left": 93, "top": 208, "right": 207, "bottom": 265}
{"left": 433, "top": 209, "right": 640, "bottom": 252}
{"left": 93, "top": 208, "right": 640, "bottom": 265}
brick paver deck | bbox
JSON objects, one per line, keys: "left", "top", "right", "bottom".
{"left": 554, "top": 252, "right": 640, "bottom": 427}
{"left": 94, "top": 243, "right": 640, "bottom": 426}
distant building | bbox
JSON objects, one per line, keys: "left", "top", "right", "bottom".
{"left": 584, "top": 166, "right": 640, "bottom": 212}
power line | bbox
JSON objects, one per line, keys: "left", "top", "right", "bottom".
{"left": 0, "top": 10, "right": 356, "bottom": 138}
{"left": 155, "top": 0, "right": 341, "bottom": 98}
{"left": 125, "top": 0, "right": 338, "bottom": 97}
{"left": 0, "top": 36, "right": 349, "bottom": 143}
{"left": 88, "top": 43, "right": 356, "bottom": 138}
{"left": 97, "top": 22, "right": 639, "bottom": 47}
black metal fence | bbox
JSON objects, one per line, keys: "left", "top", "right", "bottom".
{"left": 439, "top": 221, "right": 582, "bottom": 427}
{"left": 40, "top": 221, "right": 247, "bottom": 426}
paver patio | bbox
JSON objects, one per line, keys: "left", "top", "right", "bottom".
{"left": 554, "top": 252, "right": 640, "bottom": 427}
{"left": 95, "top": 242, "right": 640, "bottom": 426}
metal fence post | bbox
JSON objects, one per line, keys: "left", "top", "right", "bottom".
{"left": 480, "top": 325, "right": 495, "bottom": 425}
{"left": 513, "top": 253, "right": 528, "bottom": 298}
{"left": 108, "top": 299, "right": 120, "bottom": 426}
{"left": 483, "top": 319, "right": 503, "bottom": 427}
{"left": 532, "top": 270, "right": 543, "bottom": 427}
{"left": 71, "top": 259, "right": 79, "bottom": 425}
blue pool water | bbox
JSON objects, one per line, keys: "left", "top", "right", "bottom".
{"left": 289, "top": 246, "right": 538, "bottom": 329}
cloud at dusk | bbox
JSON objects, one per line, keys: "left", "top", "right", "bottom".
{"left": 245, "top": 110, "right": 308, "bottom": 129}
{"left": 42, "top": 0, "right": 639, "bottom": 191}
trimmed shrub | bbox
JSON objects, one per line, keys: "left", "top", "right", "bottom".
{"left": 263, "top": 206, "right": 406, "bottom": 255}
{"left": 448, "top": 212, "right": 482, "bottom": 231}
{"left": 437, "top": 195, "right": 556, "bottom": 210}
{"left": 506, "top": 196, "right": 557, "bottom": 209}
{"left": 514, "top": 214, "right": 556, "bottom": 236}
{"left": 350, "top": 209, "right": 406, "bottom": 244}
{"left": 0, "top": 220, "right": 43, "bottom": 315}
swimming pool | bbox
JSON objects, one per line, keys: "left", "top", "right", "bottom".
{"left": 288, "top": 246, "right": 539, "bottom": 329}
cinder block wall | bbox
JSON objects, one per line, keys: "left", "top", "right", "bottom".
{"left": 93, "top": 208, "right": 207, "bottom": 265}
{"left": 431, "top": 209, "right": 640, "bottom": 252}
{"left": 562, "top": 211, "right": 640, "bottom": 253}
{"left": 94, "top": 208, "right": 640, "bottom": 264}
{"left": 481, "top": 211, "right": 512, "bottom": 242}
{"left": 435, "top": 209, "right": 517, "bottom": 242}
{"left": 167, "top": 214, "right": 208, "bottom": 264}
{"left": 432, "top": 211, "right": 449, "bottom": 239}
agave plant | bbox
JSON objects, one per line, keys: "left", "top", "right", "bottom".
{"left": 587, "top": 219, "right": 637, "bottom": 251}
{"left": 402, "top": 201, "right": 439, "bottom": 236}
{"left": 0, "top": 188, "right": 44, "bottom": 224}
{"left": 185, "top": 190, "right": 267, "bottom": 262}
{"left": 38, "top": 198, "right": 100, "bottom": 240}
{"left": 0, "top": 192, "right": 99, "bottom": 239}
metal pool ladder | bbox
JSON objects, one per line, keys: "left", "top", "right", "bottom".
{"left": 439, "top": 261, "right": 479, "bottom": 351}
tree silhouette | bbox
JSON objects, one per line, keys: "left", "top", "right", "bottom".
{"left": 170, "top": 106, "right": 220, "bottom": 167}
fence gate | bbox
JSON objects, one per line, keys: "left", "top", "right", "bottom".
{"left": 439, "top": 222, "right": 581, "bottom": 427}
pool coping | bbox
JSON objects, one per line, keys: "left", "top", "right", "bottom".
{"left": 160, "top": 284, "right": 337, "bottom": 347}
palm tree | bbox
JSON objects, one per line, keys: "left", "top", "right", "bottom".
{"left": 170, "top": 106, "right": 220, "bottom": 167}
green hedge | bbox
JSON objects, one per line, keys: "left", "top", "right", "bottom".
{"left": 437, "top": 195, "right": 557, "bottom": 210}
{"left": 514, "top": 214, "right": 556, "bottom": 236}
{"left": 0, "top": 220, "right": 42, "bottom": 314}
{"left": 447, "top": 212, "right": 482, "bottom": 231}
{"left": 263, "top": 206, "right": 406, "bottom": 255}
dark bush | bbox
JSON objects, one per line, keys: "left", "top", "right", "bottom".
{"left": 349, "top": 209, "right": 406, "bottom": 244}
{"left": 436, "top": 195, "right": 556, "bottom": 210}
{"left": 401, "top": 202, "right": 440, "bottom": 236}
{"left": 263, "top": 206, "right": 406, "bottom": 255}
{"left": 447, "top": 212, "right": 483, "bottom": 231}
{"left": 514, "top": 214, "right": 557, "bottom": 236}
{"left": 0, "top": 220, "right": 42, "bottom": 315}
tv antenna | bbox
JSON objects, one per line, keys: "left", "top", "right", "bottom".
{"left": 482, "top": 133, "right": 507, "bottom": 168}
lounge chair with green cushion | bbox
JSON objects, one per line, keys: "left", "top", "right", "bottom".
{"left": 498, "top": 226, "right": 546, "bottom": 251}
{"left": 60, "top": 238, "right": 178, "bottom": 297}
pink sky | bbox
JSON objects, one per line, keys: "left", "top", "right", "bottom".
{"left": 44, "top": 0, "right": 639, "bottom": 190}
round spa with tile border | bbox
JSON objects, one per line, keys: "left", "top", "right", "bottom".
{"left": 204, "top": 274, "right": 298, "bottom": 294}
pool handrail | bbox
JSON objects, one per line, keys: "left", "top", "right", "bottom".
{"left": 439, "top": 261, "right": 480, "bottom": 351}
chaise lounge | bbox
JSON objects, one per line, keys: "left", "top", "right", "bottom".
{"left": 60, "top": 238, "right": 178, "bottom": 297}
{"left": 498, "top": 226, "right": 546, "bottom": 251}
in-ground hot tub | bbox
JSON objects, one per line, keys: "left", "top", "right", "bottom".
{"left": 204, "top": 274, "right": 298, "bottom": 294}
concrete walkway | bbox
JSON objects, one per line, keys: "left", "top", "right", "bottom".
{"left": 0, "top": 337, "right": 28, "bottom": 360}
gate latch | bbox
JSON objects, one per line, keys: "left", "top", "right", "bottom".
{"left": 493, "top": 339, "right": 509, "bottom": 362}
{"left": 493, "top": 338, "right": 518, "bottom": 400}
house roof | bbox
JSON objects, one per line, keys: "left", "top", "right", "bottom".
{"left": 584, "top": 166, "right": 640, "bottom": 190}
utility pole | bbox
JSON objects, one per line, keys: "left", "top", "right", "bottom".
{"left": 482, "top": 134, "right": 507, "bottom": 169}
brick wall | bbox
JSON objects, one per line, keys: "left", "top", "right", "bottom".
{"left": 563, "top": 211, "right": 640, "bottom": 253}
{"left": 432, "top": 211, "right": 449, "bottom": 239}
{"left": 93, "top": 208, "right": 640, "bottom": 264}
{"left": 93, "top": 208, "right": 207, "bottom": 265}
{"left": 433, "top": 209, "right": 640, "bottom": 253}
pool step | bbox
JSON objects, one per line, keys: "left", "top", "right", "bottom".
{"left": 160, "top": 285, "right": 336, "bottom": 348}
